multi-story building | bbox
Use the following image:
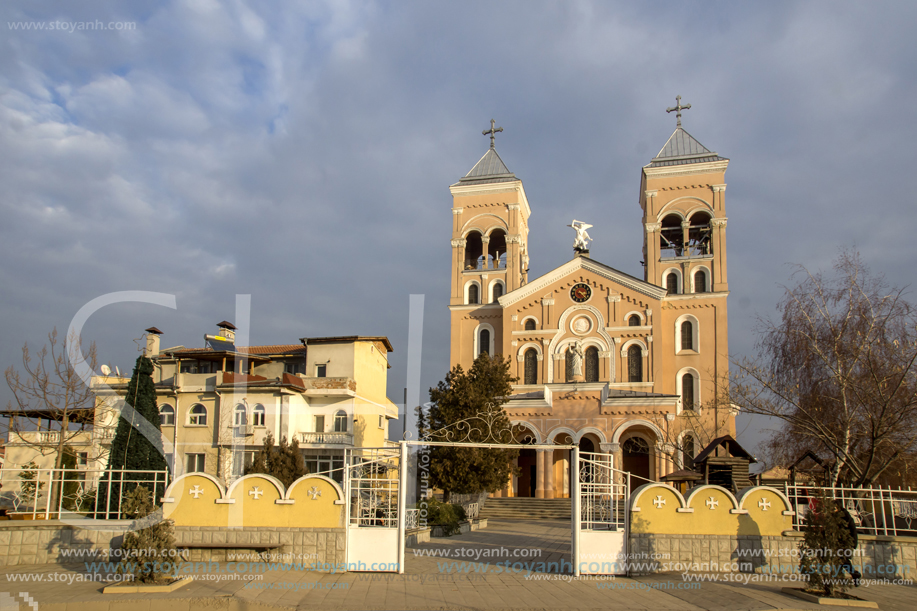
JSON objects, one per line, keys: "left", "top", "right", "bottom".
{"left": 448, "top": 109, "right": 736, "bottom": 498}
{"left": 5, "top": 322, "right": 398, "bottom": 489}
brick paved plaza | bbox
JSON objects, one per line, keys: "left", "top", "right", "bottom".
{"left": 0, "top": 520, "right": 913, "bottom": 610}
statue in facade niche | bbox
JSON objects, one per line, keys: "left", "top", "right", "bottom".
{"left": 570, "top": 341, "right": 584, "bottom": 378}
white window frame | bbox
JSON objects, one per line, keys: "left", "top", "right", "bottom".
{"left": 521, "top": 315, "right": 539, "bottom": 330}
{"left": 489, "top": 279, "right": 506, "bottom": 303}
{"left": 159, "top": 404, "right": 175, "bottom": 426}
{"left": 315, "top": 364, "right": 327, "bottom": 378}
{"left": 675, "top": 367, "right": 701, "bottom": 414}
{"left": 233, "top": 403, "right": 247, "bottom": 426}
{"left": 464, "top": 280, "right": 482, "bottom": 305}
{"left": 186, "top": 453, "right": 206, "bottom": 473}
{"left": 691, "top": 266, "right": 712, "bottom": 293}
{"left": 473, "top": 322, "right": 496, "bottom": 358}
{"left": 252, "top": 404, "right": 265, "bottom": 427}
{"left": 188, "top": 404, "right": 207, "bottom": 426}
{"left": 663, "top": 268, "right": 683, "bottom": 294}
{"left": 675, "top": 314, "right": 700, "bottom": 354}
{"left": 333, "top": 410, "right": 348, "bottom": 433}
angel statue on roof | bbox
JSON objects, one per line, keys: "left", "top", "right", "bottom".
{"left": 569, "top": 220, "right": 593, "bottom": 252}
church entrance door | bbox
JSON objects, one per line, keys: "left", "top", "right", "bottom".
{"left": 622, "top": 437, "right": 651, "bottom": 482}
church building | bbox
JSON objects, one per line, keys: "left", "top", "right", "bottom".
{"left": 448, "top": 102, "right": 736, "bottom": 498}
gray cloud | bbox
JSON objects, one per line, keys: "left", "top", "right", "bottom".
{"left": 2, "top": 1, "right": 916, "bottom": 454}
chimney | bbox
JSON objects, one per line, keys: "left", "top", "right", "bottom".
{"left": 145, "top": 327, "right": 163, "bottom": 357}
{"left": 216, "top": 321, "right": 237, "bottom": 341}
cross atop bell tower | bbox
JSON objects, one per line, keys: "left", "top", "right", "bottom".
{"left": 666, "top": 95, "right": 691, "bottom": 128}
{"left": 482, "top": 119, "right": 503, "bottom": 149}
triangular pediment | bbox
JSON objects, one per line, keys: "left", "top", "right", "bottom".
{"left": 498, "top": 256, "right": 667, "bottom": 307}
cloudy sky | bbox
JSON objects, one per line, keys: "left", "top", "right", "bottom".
{"left": 2, "top": 1, "right": 916, "bottom": 454}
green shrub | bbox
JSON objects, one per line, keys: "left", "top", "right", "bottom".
{"left": 116, "top": 485, "right": 177, "bottom": 584}
{"left": 418, "top": 498, "right": 467, "bottom": 536}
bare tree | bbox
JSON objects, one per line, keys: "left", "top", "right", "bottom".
{"left": 731, "top": 251, "right": 917, "bottom": 486}
{"left": 651, "top": 379, "right": 737, "bottom": 474}
{"left": 4, "top": 329, "right": 101, "bottom": 479}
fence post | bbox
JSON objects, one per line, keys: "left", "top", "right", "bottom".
{"left": 572, "top": 448, "right": 580, "bottom": 577}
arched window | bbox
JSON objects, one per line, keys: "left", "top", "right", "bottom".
{"left": 694, "top": 270, "right": 707, "bottom": 293}
{"left": 523, "top": 349, "right": 537, "bottom": 385}
{"left": 682, "top": 434, "right": 695, "bottom": 468}
{"left": 565, "top": 348, "right": 574, "bottom": 381}
{"left": 524, "top": 319, "right": 536, "bottom": 331}
{"left": 159, "top": 404, "right": 174, "bottom": 426}
{"left": 464, "top": 232, "right": 483, "bottom": 270}
{"left": 666, "top": 272, "right": 678, "bottom": 295}
{"left": 252, "top": 404, "right": 265, "bottom": 426}
{"left": 585, "top": 347, "right": 599, "bottom": 382}
{"left": 189, "top": 404, "right": 207, "bottom": 426}
{"left": 492, "top": 282, "right": 503, "bottom": 302}
{"left": 681, "top": 321, "right": 694, "bottom": 351}
{"left": 660, "top": 214, "right": 684, "bottom": 257}
{"left": 628, "top": 314, "right": 641, "bottom": 327}
{"left": 333, "top": 410, "right": 348, "bottom": 433}
{"left": 234, "top": 403, "right": 247, "bottom": 426}
{"left": 627, "top": 345, "right": 642, "bottom": 382}
{"left": 467, "top": 284, "right": 479, "bottom": 305}
{"left": 478, "top": 328, "right": 490, "bottom": 357}
{"left": 682, "top": 374, "right": 695, "bottom": 410}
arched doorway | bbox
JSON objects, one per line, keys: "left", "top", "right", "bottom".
{"left": 622, "top": 437, "right": 651, "bottom": 483}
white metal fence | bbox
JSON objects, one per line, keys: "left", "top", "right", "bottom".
{"left": 0, "top": 467, "right": 170, "bottom": 520}
{"left": 784, "top": 483, "right": 917, "bottom": 537}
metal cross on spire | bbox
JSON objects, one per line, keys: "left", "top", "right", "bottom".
{"left": 666, "top": 95, "right": 692, "bottom": 128}
{"left": 482, "top": 119, "right": 503, "bottom": 148}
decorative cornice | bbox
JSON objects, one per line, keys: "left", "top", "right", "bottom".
{"left": 499, "top": 256, "right": 668, "bottom": 307}
{"left": 643, "top": 159, "right": 729, "bottom": 180}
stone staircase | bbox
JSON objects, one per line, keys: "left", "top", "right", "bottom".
{"left": 480, "top": 496, "right": 572, "bottom": 521}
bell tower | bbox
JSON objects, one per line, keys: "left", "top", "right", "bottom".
{"left": 448, "top": 121, "right": 530, "bottom": 369}
{"left": 640, "top": 97, "right": 729, "bottom": 296}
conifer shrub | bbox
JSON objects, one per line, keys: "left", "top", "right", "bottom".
{"left": 244, "top": 432, "right": 307, "bottom": 487}
{"left": 798, "top": 491, "right": 856, "bottom": 597}
{"left": 116, "top": 485, "right": 178, "bottom": 584}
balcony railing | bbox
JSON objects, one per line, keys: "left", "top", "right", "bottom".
{"left": 299, "top": 432, "right": 354, "bottom": 445}
{"left": 9, "top": 431, "right": 62, "bottom": 445}
{"left": 92, "top": 428, "right": 116, "bottom": 441}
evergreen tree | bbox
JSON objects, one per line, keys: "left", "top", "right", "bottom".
{"left": 98, "top": 355, "right": 168, "bottom": 518}
{"left": 424, "top": 353, "right": 519, "bottom": 501}
{"left": 244, "top": 432, "right": 307, "bottom": 487}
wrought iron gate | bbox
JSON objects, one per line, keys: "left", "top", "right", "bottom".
{"left": 344, "top": 445, "right": 406, "bottom": 573}
{"left": 573, "top": 450, "right": 629, "bottom": 575}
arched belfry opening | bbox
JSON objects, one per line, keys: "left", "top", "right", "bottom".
{"left": 465, "top": 231, "right": 484, "bottom": 270}
{"left": 488, "top": 229, "right": 507, "bottom": 269}
{"left": 687, "top": 211, "right": 712, "bottom": 256}
{"left": 660, "top": 214, "right": 684, "bottom": 258}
